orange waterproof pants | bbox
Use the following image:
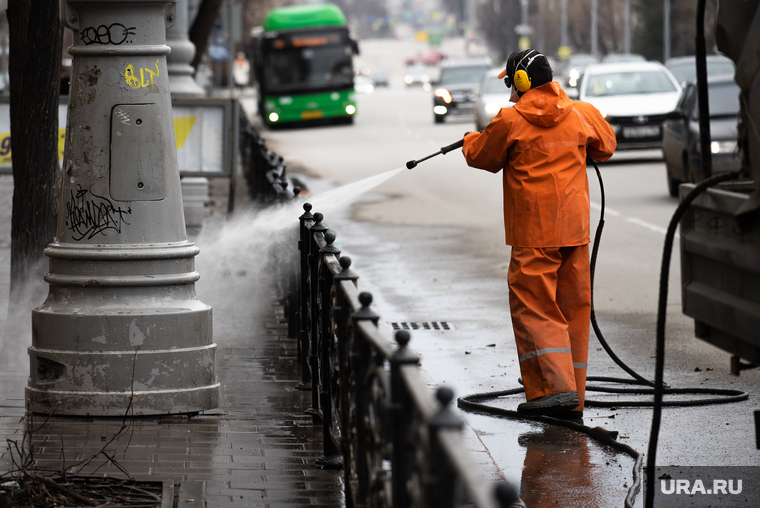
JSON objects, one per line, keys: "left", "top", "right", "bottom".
{"left": 508, "top": 245, "right": 590, "bottom": 410}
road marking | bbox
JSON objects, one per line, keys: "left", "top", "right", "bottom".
{"left": 591, "top": 201, "right": 679, "bottom": 238}
{"left": 590, "top": 201, "right": 620, "bottom": 216}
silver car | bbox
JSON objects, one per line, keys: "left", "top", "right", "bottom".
{"left": 474, "top": 69, "right": 514, "bottom": 131}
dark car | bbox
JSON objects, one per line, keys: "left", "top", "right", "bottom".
{"left": 665, "top": 54, "right": 735, "bottom": 86}
{"left": 433, "top": 59, "right": 491, "bottom": 124}
{"left": 662, "top": 74, "right": 740, "bottom": 196}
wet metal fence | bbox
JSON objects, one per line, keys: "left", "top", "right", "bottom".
{"left": 285, "top": 204, "right": 517, "bottom": 508}
{"left": 239, "top": 110, "right": 295, "bottom": 203}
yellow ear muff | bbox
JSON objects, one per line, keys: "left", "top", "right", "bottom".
{"left": 513, "top": 69, "right": 531, "bottom": 93}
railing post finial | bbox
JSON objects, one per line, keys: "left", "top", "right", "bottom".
{"left": 429, "top": 386, "right": 464, "bottom": 430}
{"left": 392, "top": 330, "right": 419, "bottom": 366}
{"left": 334, "top": 256, "right": 359, "bottom": 284}
{"left": 311, "top": 212, "right": 328, "bottom": 233}
{"left": 353, "top": 292, "right": 379, "bottom": 324}
{"left": 300, "top": 202, "right": 313, "bottom": 221}
{"left": 320, "top": 231, "right": 341, "bottom": 256}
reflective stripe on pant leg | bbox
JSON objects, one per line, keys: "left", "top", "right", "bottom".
{"left": 557, "top": 244, "right": 591, "bottom": 410}
{"left": 509, "top": 246, "right": 577, "bottom": 402}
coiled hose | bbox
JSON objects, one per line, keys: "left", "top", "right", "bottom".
{"left": 457, "top": 162, "right": 748, "bottom": 508}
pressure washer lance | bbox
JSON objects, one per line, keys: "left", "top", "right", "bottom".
{"left": 406, "top": 138, "right": 465, "bottom": 169}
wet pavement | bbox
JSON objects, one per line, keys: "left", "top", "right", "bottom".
{"left": 0, "top": 155, "right": 504, "bottom": 506}
{"left": 2, "top": 80, "right": 758, "bottom": 507}
{"left": 0, "top": 172, "right": 350, "bottom": 507}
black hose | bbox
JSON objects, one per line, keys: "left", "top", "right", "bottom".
{"left": 587, "top": 158, "right": 661, "bottom": 389}
{"left": 645, "top": 169, "right": 744, "bottom": 508}
{"left": 457, "top": 162, "right": 748, "bottom": 508}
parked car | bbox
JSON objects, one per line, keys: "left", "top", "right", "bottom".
{"left": 559, "top": 53, "right": 599, "bottom": 98}
{"left": 578, "top": 61, "right": 682, "bottom": 150}
{"left": 662, "top": 74, "right": 740, "bottom": 196}
{"left": 404, "top": 65, "right": 431, "bottom": 88}
{"left": 474, "top": 68, "right": 514, "bottom": 131}
{"left": 432, "top": 59, "right": 491, "bottom": 124}
{"left": 665, "top": 54, "right": 735, "bottom": 85}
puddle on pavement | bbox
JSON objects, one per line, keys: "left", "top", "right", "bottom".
{"left": 464, "top": 394, "right": 641, "bottom": 508}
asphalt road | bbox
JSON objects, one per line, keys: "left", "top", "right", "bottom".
{"left": 252, "top": 38, "right": 760, "bottom": 507}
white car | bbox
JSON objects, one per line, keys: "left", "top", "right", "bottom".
{"left": 474, "top": 69, "right": 515, "bottom": 130}
{"left": 577, "top": 61, "right": 682, "bottom": 150}
{"left": 353, "top": 74, "right": 374, "bottom": 94}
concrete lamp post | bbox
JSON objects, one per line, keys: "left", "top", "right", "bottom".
{"left": 26, "top": 0, "right": 219, "bottom": 416}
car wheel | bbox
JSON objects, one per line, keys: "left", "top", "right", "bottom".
{"left": 683, "top": 152, "right": 697, "bottom": 183}
{"left": 667, "top": 171, "right": 681, "bottom": 198}
{"left": 434, "top": 114, "right": 444, "bottom": 124}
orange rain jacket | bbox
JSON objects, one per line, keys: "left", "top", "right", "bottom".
{"left": 463, "top": 81, "right": 617, "bottom": 247}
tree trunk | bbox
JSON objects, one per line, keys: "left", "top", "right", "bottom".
{"left": 4, "top": 0, "right": 63, "bottom": 363}
{"left": 189, "top": 0, "right": 224, "bottom": 69}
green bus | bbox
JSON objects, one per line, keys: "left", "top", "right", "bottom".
{"left": 254, "top": 3, "right": 359, "bottom": 126}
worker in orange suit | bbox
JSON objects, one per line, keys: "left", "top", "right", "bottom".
{"left": 462, "top": 49, "right": 616, "bottom": 418}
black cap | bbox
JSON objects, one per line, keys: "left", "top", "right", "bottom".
{"left": 503, "top": 49, "right": 553, "bottom": 95}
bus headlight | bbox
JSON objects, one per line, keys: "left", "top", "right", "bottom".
{"left": 345, "top": 105, "right": 356, "bottom": 115}
{"left": 269, "top": 112, "right": 280, "bottom": 122}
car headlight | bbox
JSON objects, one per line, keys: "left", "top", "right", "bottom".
{"left": 568, "top": 69, "right": 580, "bottom": 87}
{"left": 345, "top": 105, "right": 356, "bottom": 115}
{"left": 269, "top": 112, "right": 279, "bottom": 122}
{"left": 435, "top": 88, "right": 452, "bottom": 104}
{"left": 422, "top": 74, "right": 430, "bottom": 83}
{"left": 484, "top": 103, "right": 501, "bottom": 114}
{"left": 433, "top": 105, "right": 448, "bottom": 115}
{"left": 404, "top": 75, "right": 413, "bottom": 84}
{"left": 710, "top": 140, "right": 737, "bottom": 154}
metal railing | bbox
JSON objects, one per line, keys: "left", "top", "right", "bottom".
{"left": 287, "top": 203, "right": 518, "bottom": 508}
{"left": 239, "top": 109, "right": 294, "bottom": 203}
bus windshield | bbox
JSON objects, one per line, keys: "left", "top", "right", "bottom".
{"left": 262, "top": 29, "right": 354, "bottom": 94}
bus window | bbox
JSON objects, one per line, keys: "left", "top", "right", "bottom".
{"left": 263, "top": 31, "right": 353, "bottom": 93}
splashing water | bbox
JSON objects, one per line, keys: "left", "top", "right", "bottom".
{"left": 307, "top": 166, "right": 405, "bottom": 214}
{"left": 254, "top": 166, "right": 406, "bottom": 230}
{"left": 194, "top": 166, "right": 406, "bottom": 313}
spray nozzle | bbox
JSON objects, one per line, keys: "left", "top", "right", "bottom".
{"left": 406, "top": 138, "right": 466, "bottom": 170}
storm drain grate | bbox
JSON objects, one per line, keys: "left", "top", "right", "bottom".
{"left": 391, "top": 322, "right": 452, "bottom": 331}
